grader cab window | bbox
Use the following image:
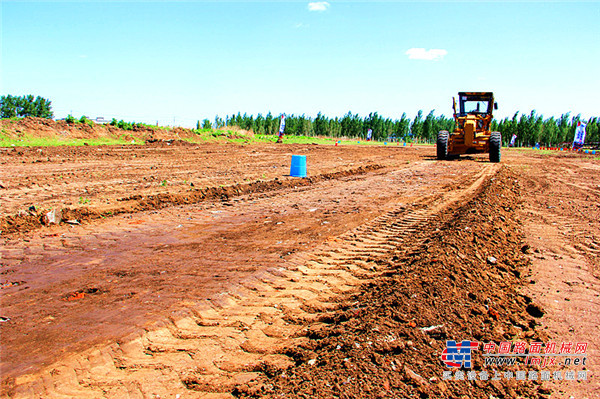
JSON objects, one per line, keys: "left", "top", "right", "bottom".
{"left": 459, "top": 97, "right": 492, "bottom": 116}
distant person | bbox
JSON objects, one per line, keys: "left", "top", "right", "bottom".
{"left": 276, "top": 114, "right": 286, "bottom": 143}
{"left": 367, "top": 129, "right": 373, "bottom": 141}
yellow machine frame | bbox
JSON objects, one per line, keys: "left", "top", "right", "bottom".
{"left": 437, "top": 92, "right": 501, "bottom": 162}
{"left": 449, "top": 92, "right": 496, "bottom": 155}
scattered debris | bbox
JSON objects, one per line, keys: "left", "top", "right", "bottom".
{"left": 62, "top": 288, "right": 100, "bottom": 302}
{"left": 44, "top": 208, "right": 62, "bottom": 225}
{"left": 403, "top": 365, "right": 429, "bottom": 387}
{"left": 419, "top": 324, "right": 444, "bottom": 332}
{"left": 64, "top": 292, "right": 85, "bottom": 301}
{"left": 1, "top": 281, "right": 25, "bottom": 289}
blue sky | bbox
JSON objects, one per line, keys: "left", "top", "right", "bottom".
{"left": 2, "top": 1, "right": 599, "bottom": 127}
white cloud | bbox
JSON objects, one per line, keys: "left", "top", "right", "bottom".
{"left": 308, "top": 2, "right": 330, "bottom": 12}
{"left": 405, "top": 48, "right": 448, "bottom": 61}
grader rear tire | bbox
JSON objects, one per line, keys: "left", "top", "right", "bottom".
{"left": 489, "top": 131, "right": 501, "bottom": 163}
{"left": 437, "top": 131, "right": 449, "bottom": 160}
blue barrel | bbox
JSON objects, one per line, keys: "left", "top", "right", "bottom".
{"left": 290, "top": 155, "right": 307, "bottom": 177}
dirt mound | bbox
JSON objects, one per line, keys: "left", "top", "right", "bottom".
{"left": 236, "top": 167, "right": 547, "bottom": 398}
{"left": 0, "top": 117, "right": 198, "bottom": 141}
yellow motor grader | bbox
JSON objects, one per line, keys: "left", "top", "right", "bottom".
{"left": 437, "top": 92, "right": 501, "bottom": 162}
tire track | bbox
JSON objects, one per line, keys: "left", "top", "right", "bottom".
{"left": 9, "top": 165, "right": 497, "bottom": 398}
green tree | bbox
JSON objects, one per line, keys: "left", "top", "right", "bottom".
{"left": 329, "top": 117, "right": 342, "bottom": 137}
{"left": 214, "top": 115, "right": 225, "bottom": 129}
{"left": 0, "top": 94, "right": 53, "bottom": 119}
{"left": 314, "top": 112, "right": 329, "bottom": 136}
{"left": 254, "top": 113, "right": 265, "bottom": 134}
{"left": 557, "top": 113, "right": 570, "bottom": 144}
{"left": 264, "top": 112, "right": 275, "bottom": 135}
{"left": 340, "top": 112, "right": 362, "bottom": 138}
{"left": 422, "top": 110, "right": 437, "bottom": 142}
{"left": 0, "top": 95, "right": 18, "bottom": 117}
{"left": 411, "top": 110, "right": 424, "bottom": 141}
{"left": 586, "top": 117, "right": 599, "bottom": 144}
{"left": 33, "top": 96, "right": 53, "bottom": 118}
{"left": 394, "top": 113, "right": 410, "bottom": 140}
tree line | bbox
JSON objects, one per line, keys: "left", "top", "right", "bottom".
{"left": 493, "top": 111, "right": 599, "bottom": 147}
{"left": 1, "top": 94, "right": 597, "bottom": 147}
{"left": 221, "top": 111, "right": 599, "bottom": 147}
{"left": 217, "top": 111, "right": 455, "bottom": 142}
{"left": 0, "top": 94, "right": 53, "bottom": 119}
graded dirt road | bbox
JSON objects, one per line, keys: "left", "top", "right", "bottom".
{"left": 1, "top": 139, "right": 598, "bottom": 398}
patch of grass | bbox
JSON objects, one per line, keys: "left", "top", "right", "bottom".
{"left": 263, "top": 135, "right": 421, "bottom": 146}
{"left": 339, "top": 140, "right": 415, "bottom": 147}
{"left": 183, "top": 131, "right": 346, "bottom": 146}
{"left": 511, "top": 147, "right": 577, "bottom": 156}
{"left": 536, "top": 150, "right": 558, "bottom": 155}
{"left": 79, "top": 197, "right": 90, "bottom": 204}
{"left": 0, "top": 117, "right": 23, "bottom": 123}
{"left": 253, "top": 134, "right": 338, "bottom": 145}
{"left": 184, "top": 129, "right": 252, "bottom": 144}
{"left": 0, "top": 135, "right": 143, "bottom": 147}
{"left": 138, "top": 123, "right": 171, "bottom": 131}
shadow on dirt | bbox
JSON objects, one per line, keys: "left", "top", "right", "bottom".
{"left": 421, "top": 155, "right": 483, "bottom": 162}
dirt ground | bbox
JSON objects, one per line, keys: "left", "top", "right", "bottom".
{"left": 0, "top": 120, "right": 598, "bottom": 398}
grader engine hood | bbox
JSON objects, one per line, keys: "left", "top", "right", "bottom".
{"left": 463, "top": 116, "right": 477, "bottom": 146}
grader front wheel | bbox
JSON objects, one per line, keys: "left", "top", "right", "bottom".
{"left": 437, "top": 130, "right": 449, "bottom": 160}
{"left": 489, "top": 131, "right": 501, "bottom": 163}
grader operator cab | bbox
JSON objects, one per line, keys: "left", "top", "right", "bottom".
{"left": 437, "top": 92, "right": 501, "bottom": 162}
